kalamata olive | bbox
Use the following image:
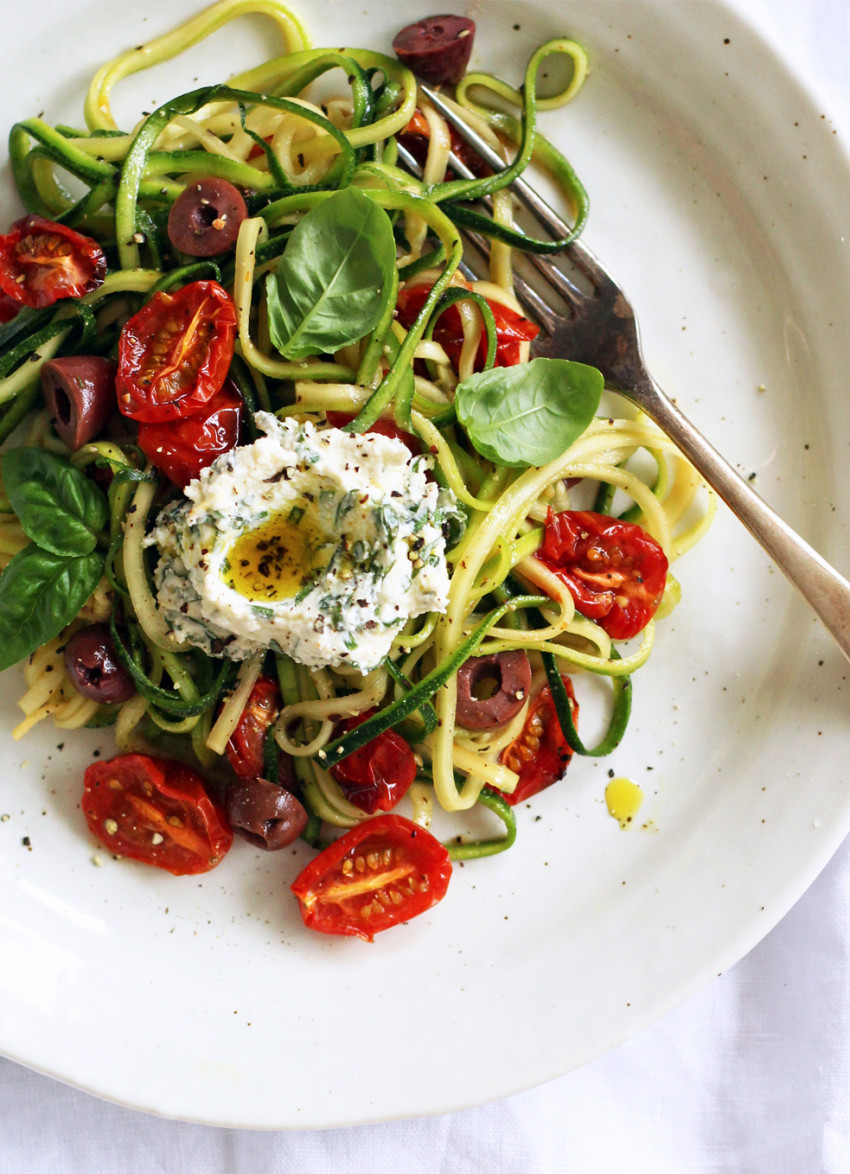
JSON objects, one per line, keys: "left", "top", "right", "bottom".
{"left": 225, "top": 778, "right": 308, "bottom": 850}
{"left": 167, "top": 177, "right": 247, "bottom": 257}
{"left": 41, "top": 356, "right": 116, "bottom": 450}
{"left": 277, "top": 750, "right": 297, "bottom": 793}
{"left": 392, "top": 15, "right": 476, "bottom": 86}
{"left": 63, "top": 623, "right": 136, "bottom": 704}
{"left": 455, "top": 649, "right": 532, "bottom": 730}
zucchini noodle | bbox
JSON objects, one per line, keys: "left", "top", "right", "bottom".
{"left": 0, "top": 1, "right": 713, "bottom": 892}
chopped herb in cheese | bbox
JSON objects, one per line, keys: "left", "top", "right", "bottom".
{"left": 146, "top": 413, "right": 463, "bottom": 671}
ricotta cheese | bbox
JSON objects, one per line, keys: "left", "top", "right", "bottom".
{"left": 146, "top": 412, "right": 462, "bottom": 672}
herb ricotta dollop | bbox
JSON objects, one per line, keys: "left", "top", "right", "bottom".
{"left": 147, "top": 413, "right": 461, "bottom": 672}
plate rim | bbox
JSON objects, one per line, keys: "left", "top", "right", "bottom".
{"left": 1, "top": 0, "right": 850, "bottom": 1128}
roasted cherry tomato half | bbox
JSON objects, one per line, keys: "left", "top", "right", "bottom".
{"left": 329, "top": 711, "right": 417, "bottom": 815}
{"left": 0, "top": 215, "right": 106, "bottom": 309}
{"left": 324, "top": 411, "right": 421, "bottom": 456}
{"left": 247, "top": 134, "right": 273, "bottom": 161}
{"left": 82, "top": 753, "right": 233, "bottom": 876}
{"left": 138, "top": 376, "right": 243, "bottom": 488}
{"left": 224, "top": 674, "right": 298, "bottom": 790}
{"left": 291, "top": 813, "right": 452, "bottom": 941}
{"left": 398, "top": 107, "right": 491, "bottom": 180}
{"left": 536, "top": 509, "right": 669, "bottom": 640}
{"left": 116, "top": 280, "right": 236, "bottom": 422}
{"left": 396, "top": 281, "right": 538, "bottom": 371}
{"left": 0, "top": 292, "right": 21, "bottom": 323}
{"left": 499, "top": 677, "right": 579, "bottom": 805}
{"left": 226, "top": 675, "right": 282, "bottom": 780}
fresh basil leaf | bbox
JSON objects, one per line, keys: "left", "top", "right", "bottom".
{"left": 0, "top": 544, "right": 104, "bottom": 672}
{"left": 1, "top": 447, "right": 108, "bottom": 556}
{"left": 266, "top": 187, "right": 396, "bottom": 360}
{"left": 455, "top": 357, "right": 604, "bottom": 468}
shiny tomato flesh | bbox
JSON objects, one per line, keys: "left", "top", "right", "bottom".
{"left": 536, "top": 509, "right": 669, "bottom": 640}
{"left": 116, "top": 280, "right": 236, "bottom": 422}
{"left": 0, "top": 215, "right": 106, "bottom": 309}
{"left": 324, "top": 411, "right": 421, "bottom": 455}
{"left": 137, "top": 377, "right": 243, "bottom": 487}
{"left": 82, "top": 753, "right": 233, "bottom": 875}
{"left": 396, "top": 281, "right": 538, "bottom": 371}
{"left": 499, "top": 677, "right": 578, "bottom": 805}
{"left": 225, "top": 675, "right": 282, "bottom": 779}
{"left": 291, "top": 814, "right": 452, "bottom": 941}
{"left": 330, "top": 711, "right": 417, "bottom": 814}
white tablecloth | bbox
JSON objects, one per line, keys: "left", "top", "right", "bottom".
{"left": 2, "top": 1, "right": 849, "bottom": 1169}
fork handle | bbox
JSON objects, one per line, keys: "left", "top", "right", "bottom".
{"left": 636, "top": 372, "right": 850, "bottom": 661}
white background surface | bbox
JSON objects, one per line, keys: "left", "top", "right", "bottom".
{"left": 1, "top": 0, "right": 850, "bottom": 1169}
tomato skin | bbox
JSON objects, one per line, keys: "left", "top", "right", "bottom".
{"left": 499, "top": 678, "right": 578, "bottom": 805}
{"left": 225, "top": 675, "right": 282, "bottom": 779}
{"left": 116, "top": 280, "right": 236, "bottom": 422}
{"left": 291, "top": 814, "right": 452, "bottom": 941}
{"left": 324, "top": 411, "right": 421, "bottom": 456}
{"left": 536, "top": 509, "right": 669, "bottom": 640}
{"left": 396, "top": 282, "right": 538, "bottom": 371}
{"left": 137, "top": 377, "right": 243, "bottom": 488}
{"left": 0, "top": 292, "right": 21, "bottom": 323}
{"left": 0, "top": 215, "right": 106, "bottom": 309}
{"left": 399, "top": 108, "right": 491, "bottom": 179}
{"left": 82, "top": 753, "right": 233, "bottom": 876}
{"left": 329, "top": 711, "right": 417, "bottom": 814}
{"left": 247, "top": 134, "right": 274, "bottom": 160}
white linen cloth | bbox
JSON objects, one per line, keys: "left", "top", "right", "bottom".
{"left": 1, "top": 1, "right": 848, "bottom": 1169}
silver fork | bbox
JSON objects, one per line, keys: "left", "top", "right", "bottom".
{"left": 407, "top": 82, "right": 850, "bottom": 663}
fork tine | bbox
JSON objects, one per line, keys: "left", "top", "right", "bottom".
{"left": 394, "top": 138, "right": 568, "bottom": 331}
{"left": 395, "top": 141, "right": 561, "bottom": 332}
{"left": 396, "top": 122, "right": 586, "bottom": 312}
{"left": 417, "top": 82, "right": 617, "bottom": 291}
{"left": 500, "top": 270, "right": 563, "bottom": 334}
{"left": 410, "top": 91, "right": 592, "bottom": 304}
{"left": 439, "top": 145, "right": 586, "bottom": 310}
{"left": 394, "top": 141, "right": 481, "bottom": 284}
{"left": 398, "top": 92, "right": 850, "bottom": 668}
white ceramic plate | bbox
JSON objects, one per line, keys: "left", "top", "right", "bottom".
{"left": 1, "top": 0, "right": 849, "bottom": 1129}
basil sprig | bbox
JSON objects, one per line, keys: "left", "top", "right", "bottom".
{"left": 266, "top": 187, "right": 397, "bottom": 360}
{"left": 455, "top": 357, "right": 603, "bottom": 468}
{"left": 0, "top": 449, "right": 108, "bottom": 671}
{"left": 3, "top": 447, "right": 108, "bottom": 556}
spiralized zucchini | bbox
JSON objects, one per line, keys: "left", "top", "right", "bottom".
{"left": 0, "top": 0, "right": 714, "bottom": 861}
